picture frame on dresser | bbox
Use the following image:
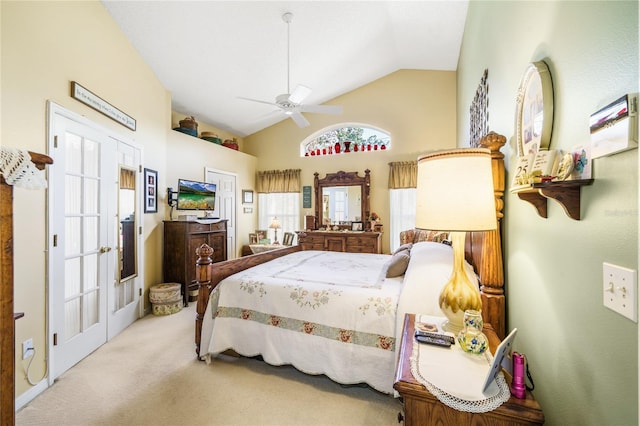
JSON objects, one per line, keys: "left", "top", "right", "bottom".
{"left": 351, "top": 221, "right": 363, "bottom": 231}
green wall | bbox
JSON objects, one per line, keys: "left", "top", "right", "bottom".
{"left": 457, "top": 2, "right": 638, "bottom": 424}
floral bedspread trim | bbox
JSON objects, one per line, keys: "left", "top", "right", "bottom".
{"left": 215, "top": 306, "right": 395, "bottom": 351}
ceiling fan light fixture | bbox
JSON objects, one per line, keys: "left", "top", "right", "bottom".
{"left": 237, "top": 11, "right": 342, "bottom": 128}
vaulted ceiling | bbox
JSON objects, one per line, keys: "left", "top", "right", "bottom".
{"left": 102, "top": 1, "right": 469, "bottom": 137}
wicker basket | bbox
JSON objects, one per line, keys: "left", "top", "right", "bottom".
{"left": 179, "top": 116, "right": 198, "bottom": 131}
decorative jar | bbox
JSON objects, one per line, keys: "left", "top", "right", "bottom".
{"left": 457, "top": 309, "right": 488, "bottom": 354}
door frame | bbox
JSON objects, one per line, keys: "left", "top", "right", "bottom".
{"left": 205, "top": 167, "right": 237, "bottom": 260}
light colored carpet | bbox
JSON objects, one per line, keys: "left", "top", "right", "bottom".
{"left": 16, "top": 304, "right": 401, "bottom": 425}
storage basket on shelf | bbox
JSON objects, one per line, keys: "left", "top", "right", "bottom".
{"left": 149, "top": 282, "right": 182, "bottom": 316}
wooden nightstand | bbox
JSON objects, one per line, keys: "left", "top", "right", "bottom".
{"left": 394, "top": 314, "right": 545, "bottom": 425}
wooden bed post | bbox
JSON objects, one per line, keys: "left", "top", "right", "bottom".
{"left": 194, "top": 243, "right": 214, "bottom": 357}
{"left": 478, "top": 132, "right": 506, "bottom": 339}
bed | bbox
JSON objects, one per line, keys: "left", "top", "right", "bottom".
{"left": 194, "top": 132, "right": 507, "bottom": 394}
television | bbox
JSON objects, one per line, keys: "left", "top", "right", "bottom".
{"left": 177, "top": 179, "right": 216, "bottom": 210}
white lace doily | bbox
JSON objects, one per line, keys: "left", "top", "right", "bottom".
{"left": 410, "top": 315, "right": 511, "bottom": 413}
{"left": 0, "top": 147, "right": 48, "bottom": 189}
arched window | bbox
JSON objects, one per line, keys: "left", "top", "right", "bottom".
{"left": 300, "top": 124, "right": 390, "bottom": 157}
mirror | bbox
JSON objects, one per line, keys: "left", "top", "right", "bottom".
{"left": 314, "top": 170, "right": 370, "bottom": 230}
{"left": 118, "top": 166, "right": 137, "bottom": 281}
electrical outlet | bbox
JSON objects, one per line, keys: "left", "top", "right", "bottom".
{"left": 603, "top": 262, "right": 638, "bottom": 322}
{"left": 22, "top": 338, "right": 34, "bottom": 359}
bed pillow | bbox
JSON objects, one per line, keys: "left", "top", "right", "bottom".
{"left": 385, "top": 250, "right": 411, "bottom": 278}
{"left": 392, "top": 243, "right": 413, "bottom": 255}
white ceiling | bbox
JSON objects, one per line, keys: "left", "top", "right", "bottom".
{"left": 102, "top": 1, "right": 469, "bottom": 137}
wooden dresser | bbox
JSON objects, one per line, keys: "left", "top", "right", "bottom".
{"left": 163, "top": 220, "right": 228, "bottom": 306}
{"left": 296, "top": 231, "right": 381, "bottom": 254}
{"left": 394, "top": 314, "right": 545, "bottom": 425}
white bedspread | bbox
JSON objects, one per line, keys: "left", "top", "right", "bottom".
{"left": 200, "top": 243, "right": 469, "bottom": 394}
{"left": 200, "top": 250, "right": 402, "bottom": 393}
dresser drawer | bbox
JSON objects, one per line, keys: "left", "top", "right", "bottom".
{"left": 187, "top": 223, "right": 211, "bottom": 233}
{"left": 346, "top": 236, "right": 376, "bottom": 248}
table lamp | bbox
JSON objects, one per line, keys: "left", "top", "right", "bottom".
{"left": 415, "top": 148, "right": 497, "bottom": 332}
{"left": 269, "top": 216, "right": 281, "bottom": 244}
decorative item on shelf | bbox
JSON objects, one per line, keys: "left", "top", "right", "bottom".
{"left": 222, "top": 138, "right": 239, "bottom": 150}
{"left": 457, "top": 309, "right": 488, "bottom": 354}
{"left": 369, "top": 211, "right": 380, "bottom": 231}
{"left": 269, "top": 217, "right": 281, "bottom": 244}
{"left": 416, "top": 148, "right": 497, "bottom": 333}
{"left": 200, "top": 131, "right": 222, "bottom": 144}
{"left": 173, "top": 116, "right": 198, "bottom": 137}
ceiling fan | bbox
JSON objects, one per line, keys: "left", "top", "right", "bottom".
{"left": 238, "top": 12, "right": 343, "bottom": 128}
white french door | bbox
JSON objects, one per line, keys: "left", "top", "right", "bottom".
{"left": 47, "top": 103, "right": 142, "bottom": 380}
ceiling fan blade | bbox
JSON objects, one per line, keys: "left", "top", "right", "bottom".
{"left": 290, "top": 111, "right": 310, "bottom": 128}
{"left": 300, "top": 104, "right": 343, "bottom": 115}
{"left": 289, "top": 85, "right": 312, "bottom": 104}
{"left": 237, "top": 96, "right": 279, "bottom": 107}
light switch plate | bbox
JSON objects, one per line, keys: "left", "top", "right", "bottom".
{"left": 603, "top": 262, "right": 637, "bottom": 322}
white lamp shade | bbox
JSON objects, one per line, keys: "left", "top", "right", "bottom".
{"left": 269, "top": 217, "right": 281, "bottom": 229}
{"left": 416, "top": 148, "right": 497, "bottom": 232}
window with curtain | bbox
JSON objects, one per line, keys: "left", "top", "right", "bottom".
{"left": 388, "top": 161, "right": 417, "bottom": 252}
{"left": 256, "top": 169, "right": 301, "bottom": 243}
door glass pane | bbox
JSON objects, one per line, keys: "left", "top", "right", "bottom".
{"left": 65, "top": 133, "right": 82, "bottom": 175}
{"left": 83, "top": 217, "right": 98, "bottom": 252}
{"left": 85, "top": 290, "right": 99, "bottom": 327}
{"left": 65, "top": 217, "right": 81, "bottom": 255}
{"left": 65, "top": 257, "right": 81, "bottom": 298}
{"left": 65, "top": 175, "right": 81, "bottom": 214}
{"left": 83, "top": 139, "right": 100, "bottom": 177}
{"left": 84, "top": 178, "right": 99, "bottom": 214}
{"left": 64, "top": 298, "right": 81, "bottom": 340}
{"left": 83, "top": 253, "right": 98, "bottom": 291}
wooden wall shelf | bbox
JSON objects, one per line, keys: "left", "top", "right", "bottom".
{"left": 515, "top": 179, "right": 594, "bottom": 220}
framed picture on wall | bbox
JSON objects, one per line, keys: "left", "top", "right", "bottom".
{"left": 144, "top": 168, "right": 158, "bottom": 213}
{"left": 243, "top": 190, "right": 254, "bottom": 204}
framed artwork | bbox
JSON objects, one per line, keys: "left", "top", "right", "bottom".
{"left": 255, "top": 229, "right": 267, "bottom": 241}
{"left": 242, "top": 190, "right": 254, "bottom": 204}
{"left": 351, "top": 221, "right": 363, "bottom": 231}
{"left": 243, "top": 207, "right": 253, "bottom": 213}
{"left": 515, "top": 61, "right": 554, "bottom": 156}
{"left": 249, "top": 233, "right": 258, "bottom": 244}
{"left": 143, "top": 168, "right": 158, "bottom": 213}
{"left": 283, "top": 232, "right": 294, "bottom": 246}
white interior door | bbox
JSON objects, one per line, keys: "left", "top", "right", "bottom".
{"left": 48, "top": 111, "right": 113, "bottom": 379}
{"left": 205, "top": 168, "right": 236, "bottom": 259}
{"left": 47, "top": 103, "right": 142, "bottom": 380}
{"left": 108, "top": 141, "right": 143, "bottom": 339}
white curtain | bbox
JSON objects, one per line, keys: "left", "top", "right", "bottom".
{"left": 258, "top": 193, "right": 300, "bottom": 244}
{"left": 389, "top": 188, "right": 416, "bottom": 252}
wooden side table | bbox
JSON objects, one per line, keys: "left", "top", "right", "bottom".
{"left": 394, "top": 314, "right": 545, "bottom": 425}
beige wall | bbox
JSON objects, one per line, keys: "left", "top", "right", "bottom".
{"left": 245, "top": 69, "right": 457, "bottom": 253}
{"left": 1, "top": 1, "right": 253, "bottom": 400}
{"left": 457, "top": 1, "right": 638, "bottom": 424}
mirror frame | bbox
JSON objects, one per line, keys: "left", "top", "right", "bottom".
{"left": 314, "top": 169, "right": 370, "bottom": 230}
{"left": 118, "top": 165, "right": 138, "bottom": 282}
